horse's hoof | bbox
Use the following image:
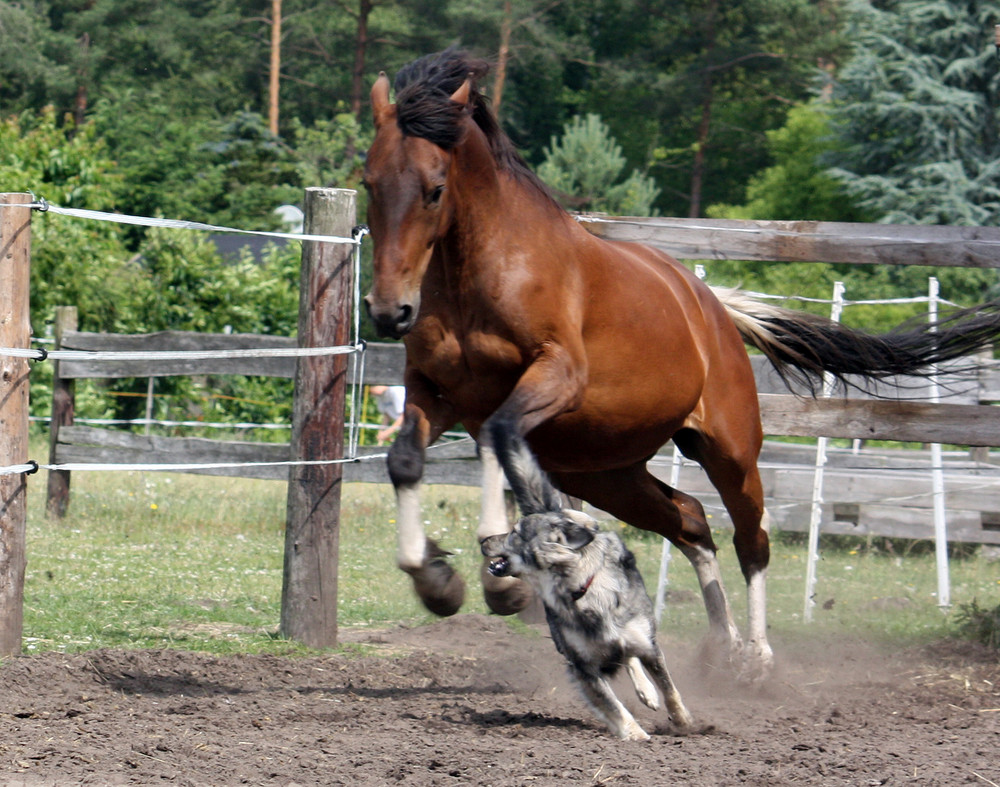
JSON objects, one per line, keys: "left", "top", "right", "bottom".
{"left": 405, "top": 540, "right": 466, "bottom": 617}
{"left": 480, "top": 562, "right": 534, "bottom": 615}
{"left": 696, "top": 629, "right": 743, "bottom": 676}
{"left": 736, "top": 640, "right": 775, "bottom": 685}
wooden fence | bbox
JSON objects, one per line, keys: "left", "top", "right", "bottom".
{"left": 46, "top": 332, "right": 1000, "bottom": 546}
{"left": 1, "top": 187, "right": 358, "bottom": 656}
{"left": 44, "top": 216, "right": 1000, "bottom": 548}
{"left": 8, "top": 207, "right": 1000, "bottom": 657}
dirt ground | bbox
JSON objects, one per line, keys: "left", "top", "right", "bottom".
{"left": 1, "top": 614, "right": 997, "bottom": 787}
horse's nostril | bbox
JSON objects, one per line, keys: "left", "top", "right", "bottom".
{"left": 398, "top": 304, "right": 413, "bottom": 324}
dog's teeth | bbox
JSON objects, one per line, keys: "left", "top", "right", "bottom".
{"left": 488, "top": 557, "right": 510, "bottom": 576}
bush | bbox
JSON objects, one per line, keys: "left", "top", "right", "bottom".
{"left": 954, "top": 599, "right": 1000, "bottom": 650}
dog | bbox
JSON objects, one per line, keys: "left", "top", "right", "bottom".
{"left": 480, "top": 428, "right": 693, "bottom": 741}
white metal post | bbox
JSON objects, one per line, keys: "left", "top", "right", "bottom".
{"left": 928, "top": 277, "right": 950, "bottom": 608}
{"left": 803, "top": 281, "right": 845, "bottom": 622}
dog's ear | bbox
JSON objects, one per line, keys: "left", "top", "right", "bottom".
{"left": 560, "top": 519, "right": 596, "bottom": 552}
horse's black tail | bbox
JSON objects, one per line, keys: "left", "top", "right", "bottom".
{"left": 714, "top": 287, "right": 1000, "bottom": 395}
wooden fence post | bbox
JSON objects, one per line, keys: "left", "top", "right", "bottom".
{"left": 46, "top": 305, "right": 77, "bottom": 518}
{"left": 280, "top": 188, "right": 356, "bottom": 648}
{"left": 0, "top": 193, "right": 33, "bottom": 656}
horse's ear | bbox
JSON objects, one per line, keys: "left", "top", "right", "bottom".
{"left": 449, "top": 77, "right": 472, "bottom": 108}
{"left": 371, "top": 72, "right": 392, "bottom": 127}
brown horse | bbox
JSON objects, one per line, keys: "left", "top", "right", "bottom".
{"left": 363, "top": 50, "right": 1000, "bottom": 678}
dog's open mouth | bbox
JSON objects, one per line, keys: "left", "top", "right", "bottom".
{"left": 487, "top": 556, "right": 511, "bottom": 577}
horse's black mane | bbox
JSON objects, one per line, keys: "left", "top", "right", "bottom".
{"left": 393, "top": 48, "right": 554, "bottom": 200}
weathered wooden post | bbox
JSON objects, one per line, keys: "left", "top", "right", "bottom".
{"left": 280, "top": 187, "right": 356, "bottom": 648}
{"left": 0, "top": 193, "right": 33, "bottom": 656}
{"left": 46, "top": 305, "right": 78, "bottom": 518}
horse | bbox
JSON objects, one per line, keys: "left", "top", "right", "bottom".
{"left": 362, "top": 49, "right": 1000, "bottom": 679}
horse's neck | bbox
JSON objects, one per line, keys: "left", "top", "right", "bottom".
{"left": 447, "top": 140, "right": 570, "bottom": 267}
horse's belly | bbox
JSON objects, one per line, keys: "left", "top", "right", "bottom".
{"left": 527, "top": 410, "right": 682, "bottom": 473}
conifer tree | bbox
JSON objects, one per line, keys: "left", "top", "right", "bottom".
{"left": 828, "top": 0, "right": 1000, "bottom": 225}
{"left": 538, "top": 113, "right": 660, "bottom": 216}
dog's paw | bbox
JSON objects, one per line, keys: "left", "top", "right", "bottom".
{"left": 636, "top": 689, "right": 659, "bottom": 711}
{"left": 669, "top": 703, "right": 695, "bottom": 731}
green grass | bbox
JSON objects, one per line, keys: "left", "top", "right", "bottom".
{"left": 18, "top": 443, "right": 1000, "bottom": 657}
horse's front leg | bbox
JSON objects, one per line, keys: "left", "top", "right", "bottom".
{"left": 476, "top": 442, "right": 534, "bottom": 615}
{"left": 477, "top": 341, "right": 588, "bottom": 615}
{"left": 389, "top": 403, "right": 466, "bottom": 616}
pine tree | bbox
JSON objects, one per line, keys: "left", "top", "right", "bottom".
{"left": 538, "top": 113, "right": 660, "bottom": 217}
{"left": 828, "top": 0, "right": 1000, "bottom": 225}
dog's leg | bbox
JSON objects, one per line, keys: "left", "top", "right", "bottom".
{"left": 641, "top": 650, "right": 694, "bottom": 730}
{"left": 569, "top": 667, "right": 649, "bottom": 741}
{"left": 626, "top": 657, "right": 660, "bottom": 710}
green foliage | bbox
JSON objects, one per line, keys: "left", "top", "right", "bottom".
{"left": 291, "top": 111, "right": 369, "bottom": 190}
{"left": 954, "top": 599, "right": 1000, "bottom": 650}
{"left": 708, "top": 104, "right": 870, "bottom": 223}
{"left": 703, "top": 99, "right": 998, "bottom": 332}
{"left": 538, "top": 113, "right": 660, "bottom": 216}
{"left": 828, "top": 0, "right": 1000, "bottom": 225}
{"left": 580, "top": 0, "right": 849, "bottom": 216}
{"left": 0, "top": 1, "right": 76, "bottom": 114}
{"left": 135, "top": 227, "right": 300, "bottom": 335}
{"left": 0, "top": 107, "right": 137, "bottom": 335}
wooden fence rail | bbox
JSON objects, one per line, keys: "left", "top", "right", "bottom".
{"left": 45, "top": 331, "right": 1000, "bottom": 545}
{"left": 35, "top": 215, "right": 1000, "bottom": 550}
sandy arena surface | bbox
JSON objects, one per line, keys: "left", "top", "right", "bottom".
{"left": 1, "top": 614, "right": 998, "bottom": 786}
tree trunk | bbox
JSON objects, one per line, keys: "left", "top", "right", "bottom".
{"left": 493, "top": 1, "right": 513, "bottom": 117}
{"left": 688, "top": 0, "right": 720, "bottom": 219}
{"left": 688, "top": 83, "right": 713, "bottom": 219}
{"left": 269, "top": 0, "right": 282, "bottom": 136}
{"left": 351, "top": 0, "right": 374, "bottom": 120}
{"left": 73, "top": 33, "right": 90, "bottom": 129}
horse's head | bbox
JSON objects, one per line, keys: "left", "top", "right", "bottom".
{"left": 362, "top": 71, "right": 472, "bottom": 339}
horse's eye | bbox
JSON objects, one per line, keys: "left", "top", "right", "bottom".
{"left": 428, "top": 185, "right": 445, "bottom": 205}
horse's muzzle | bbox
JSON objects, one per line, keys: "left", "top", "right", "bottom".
{"left": 364, "top": 297, "right": 416, "bottom": 339}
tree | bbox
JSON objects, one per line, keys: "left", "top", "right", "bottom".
{"left": 827, "top": 0, "right": 1000, "bottom": 225}
{"left": 0, "top": 2, "right": 76, "bottom": 115}
{"left": 578, "top": 0, "right": 848, "bottom": 217}
{"left": 707, "top": 104, "right": 869, "bottom": 223}
{"left": 538, "top": 113, "right": 660, "bottom": 216}
{"left": 704, "top": 102, "right": 996, "bottom": 332}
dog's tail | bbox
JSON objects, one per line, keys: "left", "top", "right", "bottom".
{"left": 486, "top": 423, "right": 563, "bottom": 516}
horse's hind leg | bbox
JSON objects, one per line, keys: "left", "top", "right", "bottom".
{"left": 674, "top": 427, "right": 774, "bottom": 681}
{"left": 555, "top": 466, "right": 744, "bottom": 669}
